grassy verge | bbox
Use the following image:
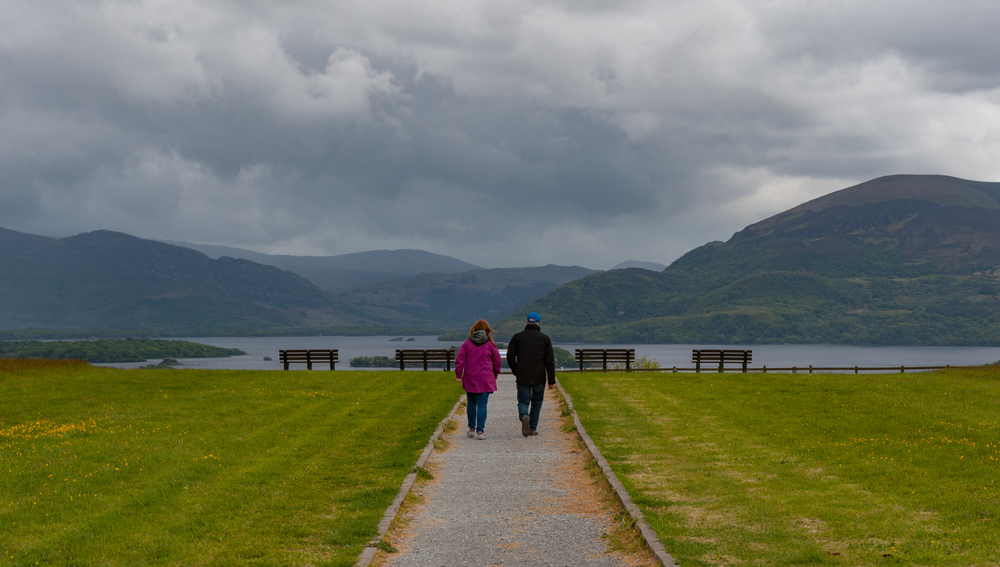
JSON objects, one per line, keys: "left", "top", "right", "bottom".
{"left": 0, "top": 360, "right": 461, "bottom": 566}
{"left": 559, "top": 368, "right": 1000, "bottom": 565}
{"left": 552, "top": 391, "right": 657, "bottom": 563}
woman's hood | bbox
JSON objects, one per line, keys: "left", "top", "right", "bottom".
{"left": 470, "top": 330, "right": 490, "bottom": 345}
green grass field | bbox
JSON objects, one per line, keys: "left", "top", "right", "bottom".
{"left": 0, "top": 360, "right": 461, "bottom": 566}
{"left": 559, "top": 368, "right": 1000, "bottom": 566}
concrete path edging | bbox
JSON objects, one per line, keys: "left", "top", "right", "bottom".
{"left": 355, "top": 396, "right": 464, "bottom": 567}
{"left": 557, "top": 382, "right": 679, "bottom": 567}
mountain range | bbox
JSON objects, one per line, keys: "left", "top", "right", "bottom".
{"left": 5, "top": 174, "right": 999, "bottom": 344}
{"left": 0, "top": 228, "right": 358, "bottom": 333}
{"left": 0, "top": 228, "right": 592, "bottom": 335}
{"left": 160, "top": 240, "right": 483, "bottom": 293}
{"left": 494, "top": 175, "right": 1000, "bottom": 345}
{"left": 336, "top": 265, "right": 595, "bottom": 327}
{"left": 161, "top": 241, "right": 593, "bottom": 327}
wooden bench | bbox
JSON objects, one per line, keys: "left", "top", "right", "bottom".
{"left": 691, "top": 349, "right": 752, "bottom": 373}
{"left": 279, "top": 349, "right": 338, "bottom": 370}
{"left": 575, "top": 349, "right": 636, "bottom": 372}
{"left": 395, "top": 349, "right": 454, "bottom": 371}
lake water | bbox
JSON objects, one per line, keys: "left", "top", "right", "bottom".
{"left": 92, "top": 336, "right": 1000, "bottom": 371}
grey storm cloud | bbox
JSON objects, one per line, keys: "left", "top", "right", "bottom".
{"left": 2, "top": 0, "right": 999, "bottom": 269}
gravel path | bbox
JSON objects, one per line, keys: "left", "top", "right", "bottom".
{"left": 380, "top": 376, "right": 645, "bottom": 567}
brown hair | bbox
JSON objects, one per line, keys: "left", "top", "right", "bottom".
{"left": 468, "top": 319, "right": 496, "bottom": 347}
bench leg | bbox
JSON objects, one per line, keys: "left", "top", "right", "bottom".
{"left": 284, "top": 362, "right": 289, "bottom": 371}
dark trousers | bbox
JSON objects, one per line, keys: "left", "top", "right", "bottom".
{"left": 516, "top": 382, "right": 546, "bottom": 431}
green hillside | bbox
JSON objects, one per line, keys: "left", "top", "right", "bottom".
{"left": 0, "top": 228, "right": 368, "bottom": 333}
{"left": 496, "top": 175, "right": 1000, "bottom": 345}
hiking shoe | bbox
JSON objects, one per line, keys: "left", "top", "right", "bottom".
{"left": 521, "top": 415, "right": 530, "bottom": 437}
{"left": 467, "top": 428, "right": 475, "bottom": 438}
{"left": 530, "top": 430, "right": 538, "bottom": 436}
{"left": 476, "top": 431, "right": 486, "bottom": 440}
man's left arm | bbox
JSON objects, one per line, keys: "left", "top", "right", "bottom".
{"left": 545, "top": 339, "right": 556, "bottom": 387}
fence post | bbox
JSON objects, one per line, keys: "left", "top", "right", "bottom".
{"left": 306, "top": 350, "right": 312, "bottom": 371}
{"left": 854, "top": 365, "right": 858, "bottom": 374}
{"left": 695, "top": 351, "right": 701, "bottom": 373}
{"left": 792, "top": 366, "right": 797, "bottom": 374}
{"left": 763, "top": 365, "right": 767, "bottom": 374}
{"left": 900, "top": 365, "right": 904, "bottom": 374}
{"left": 809, "top": 365, "right": 813, "bottom": 375}
{"left": 578, "top": 350, "right": 583, "bottom": 372}
{"left": 423, "top": 350, "right": 428, "bottom": 371}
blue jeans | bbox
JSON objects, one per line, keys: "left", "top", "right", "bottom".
{"left": 466, "top": 391, "right": 491, "bottom": 433}
{"left": 516, "top": 383, "right": 546, "bottom": 431}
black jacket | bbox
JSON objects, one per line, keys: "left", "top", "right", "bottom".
{"left": 506, "top": 324, "right": 555, "bottom": 386}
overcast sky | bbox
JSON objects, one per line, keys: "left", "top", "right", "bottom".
{"left": 2, "top": 0, "right": 999, "bottom": 269}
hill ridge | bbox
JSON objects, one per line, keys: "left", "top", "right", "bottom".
{"left": 496, "top": 174, "right": 1000, "bottom": 345}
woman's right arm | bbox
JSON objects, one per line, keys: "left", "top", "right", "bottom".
{"left": 455, "top": 342, "right": 467, "bottom": 382}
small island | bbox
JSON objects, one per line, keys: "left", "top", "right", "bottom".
{"left": 350, "top": 356, "right": 397, "bottom": 368}
{"left": 0, "top": 338, "right": 246, "bottom": 363}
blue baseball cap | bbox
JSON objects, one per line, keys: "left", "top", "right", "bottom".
{"left": 527, "top": 312, "right": 541, "bottom": 324}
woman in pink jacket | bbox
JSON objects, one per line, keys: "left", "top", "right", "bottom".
{"left": 455, "top": 319, "right": 502, "bottom": 440}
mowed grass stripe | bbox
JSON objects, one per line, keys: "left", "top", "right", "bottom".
{"left": 16, "top": 382, "right": 362, "bottom": 561}
{"left": 1, "top": 361, "right": 461, "bottom": 566}
{"left": 559, "top": 368, "right": 1000, "bottom": 566}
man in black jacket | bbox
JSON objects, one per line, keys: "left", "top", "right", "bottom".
{"left": 506, "top": 312, "right": 556, "bottom": 437}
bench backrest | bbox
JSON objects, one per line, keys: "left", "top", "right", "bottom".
{"left": 280, "top": 349, "right": 338, "bottom": 362}
{"left": 395, "top": 349, "right": 455, "bottom": 370}
{"left": 691, "top": 349, "right": 752, "bottom": 372}
{"left": 278, "top": 349, "right": 339, "bottom": 370}
{"left": 575, "top": 348, "right": 636, "bottom": 371}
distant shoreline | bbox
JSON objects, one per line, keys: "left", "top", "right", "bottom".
{"left": 0, "top": 326, "right": 454, "bottom": 342}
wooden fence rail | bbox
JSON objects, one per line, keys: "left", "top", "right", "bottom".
{"left": 555, "top": 364, "right": 960, "bottom": 374}
{"left": 496, "top": 364, "right": 966, "bottom": 374}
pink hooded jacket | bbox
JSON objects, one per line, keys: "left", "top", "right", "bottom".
{"left": 455, "top": 332, "right": 501, "bottom": 393}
